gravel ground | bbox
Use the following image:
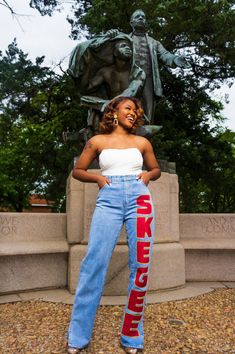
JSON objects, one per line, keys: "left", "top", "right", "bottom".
{"left": 0, "top": 288, "right": 234, "bottom": 354}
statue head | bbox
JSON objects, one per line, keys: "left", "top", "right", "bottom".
{"left": 114, "top": 40, "right": 132, "bottom": 60}
{"left": 130, "top": 9, "right": 147, "bottom": 32}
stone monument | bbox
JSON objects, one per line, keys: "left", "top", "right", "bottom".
{"left": 67, "top": 171, "right": 185, "bottom": 295}
{"left": 66, "top": 9, "right": 192, "bottom": 297}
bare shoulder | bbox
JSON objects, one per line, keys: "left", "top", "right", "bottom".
{"left": 84, "top": 134, "right": 109, "bottom": 151}
{"left": 83, "top": 135, "right": 101, "bottom": 151}
{"left": 133, "top": 135, "right": 152, "bottom": 151}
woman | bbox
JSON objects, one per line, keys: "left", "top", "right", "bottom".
{"left": 67, "top": 96, "right": 161, "bottom": 354}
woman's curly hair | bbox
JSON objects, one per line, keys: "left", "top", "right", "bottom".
{"left": 99, "top": 96, "right": 144, "bottom": 134}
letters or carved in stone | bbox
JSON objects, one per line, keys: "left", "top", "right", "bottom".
{"left": 0, "top": 216, "right": 18, "bottom": 236}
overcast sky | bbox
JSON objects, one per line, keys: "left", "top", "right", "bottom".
{"left": 0, "top": 1, "right": 234, "bottom": 131}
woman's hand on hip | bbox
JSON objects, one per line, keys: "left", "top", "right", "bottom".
{"left": 137, "top": 172, "right": 151, "bottom": 186}
{"left": 97, "top": 175, "right": 111, "bottom": 189}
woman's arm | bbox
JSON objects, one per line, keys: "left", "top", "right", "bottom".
{"left": 138, "top": 139, "right": 161, "bottom": 185}
{"left": 72, "top": 137, "right": 110, "bottom": 189}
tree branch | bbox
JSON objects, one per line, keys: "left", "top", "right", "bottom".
{"left": 0, "top": 1, "right": 32, "bottom": 32}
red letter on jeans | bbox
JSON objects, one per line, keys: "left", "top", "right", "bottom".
{"left": 137, "top": 241, "right": 151, "bottom": 263}
{"left": 122, "top": 313, "right": 142, "bottom": 337}
{"left": 137, "top": 195, "right": 152, "bottom": 214}
{"left": 137, "top": 217, "right": 153, "bottom": 238}
{"left": 128, "top": 289, "right": 146, "bottom": 313}
{"left": 135, "top": 267, "right": 148, "bottom": 288}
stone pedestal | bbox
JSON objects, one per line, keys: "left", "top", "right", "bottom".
{"left": 67, "top": 171, "right": 185, "bottom": 294}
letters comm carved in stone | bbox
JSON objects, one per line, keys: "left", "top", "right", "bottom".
{"left": 202, "top": 216, "right": 235, "bottom": 235}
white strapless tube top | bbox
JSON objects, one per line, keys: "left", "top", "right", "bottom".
{"left": 99, "top": 148, "right": 143, "bottom": 176}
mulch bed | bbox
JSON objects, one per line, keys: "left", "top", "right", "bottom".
{"left": 0, "top": 288, "right": 234, "bottom": 353}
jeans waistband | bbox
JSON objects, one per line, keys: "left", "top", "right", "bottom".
{"left": 105, "top": 175, "right": 139, "bottom": 182}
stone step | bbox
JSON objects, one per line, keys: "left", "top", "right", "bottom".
{"left": 68, "top": 242, "right": 185, "bottom": 295}
{"left": 0, "top": 213, "right": 68, "bottom": 294}
{"left": 181, "top": 239, "right": 235, "bottom": 249}
{"left": 0, "top": 253, "right": 68, "bottom": 293}
{"left": 185, "top": 249, "right": 235, "bottom": 281}
{"left": 0, "top": 240, "right": 69, "bottom": 256}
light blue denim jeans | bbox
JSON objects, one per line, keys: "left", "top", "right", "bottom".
{"left": 68, "top": 175, "right": 154, "bottom": 350}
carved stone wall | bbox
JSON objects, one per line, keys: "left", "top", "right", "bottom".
{"left": 1, "top": 196, "right": 234, "bottom": 295}
{"left": 0, "top": 213, "right": 68, "bottom": 293}
{"left": 180, "top": 214, "right": 235, "bottom": 281}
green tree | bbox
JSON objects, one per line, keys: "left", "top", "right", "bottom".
{"left": 3, "top": 1, "right": 235, "bottom": 86}
{"left": 1, "top": 1, "right": 235, "bottom": 212}
{"left": 0, "top": 41, "right": 86, "bottom": 211}
{"left": 151, "top": 70, "right": 235, "bottom": 212}
{"left": 67, "top": 0, "right": 234, "bottom": 212}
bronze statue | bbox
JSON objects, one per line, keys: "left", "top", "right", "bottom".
{"left": 66, "top": 9, "right": 191, "bottom": 142}
{"left": 68, "top": 33, "right": 145, "bottom": 139}
{"left": 80, "top": 38, "right": 144, "bottom": 99}
{"left": 129, "top": 9, "right": 191, "bottom": 123}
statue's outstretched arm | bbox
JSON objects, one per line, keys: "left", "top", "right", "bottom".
{"left": 157, "top": 41, "right": 191, "bottom": 69}
{"left": 156, "top": 41, "right": 178, "bottom": 67}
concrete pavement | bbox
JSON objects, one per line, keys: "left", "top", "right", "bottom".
{"left": 0, "top": 282, "right": 234, "bottom": 305}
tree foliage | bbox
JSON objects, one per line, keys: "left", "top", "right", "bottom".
{"left": 29, "top": 0, "right": 62, "bottom": 16}
{"left": 150, "top": 68, "right": 235, "bottom": 213}
{"left": 28, "top": 1, "right": 235, "bottom": 85}
{"left": 0, "top": 40, "right": 86, "bottom": 211}
{"left": 1, "top": 1, "right": 235, "bottom": 212}
{"left": 71, "top": 0, "right": 234, "bottom": 213}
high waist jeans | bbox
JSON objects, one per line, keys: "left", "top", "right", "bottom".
{"left": 68, "top": 175, "right": 154, "bottom": 349}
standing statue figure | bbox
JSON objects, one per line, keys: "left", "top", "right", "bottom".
{"left": 129, "top": 9, "right": 191, "bottom": 123}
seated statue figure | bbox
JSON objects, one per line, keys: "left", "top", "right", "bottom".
{"left": 68, "top": 32, "right": 146, "bottom": 140}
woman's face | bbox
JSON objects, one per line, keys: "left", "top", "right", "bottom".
{"left": 115, "top": 99, "right": 137, "bottom": 129}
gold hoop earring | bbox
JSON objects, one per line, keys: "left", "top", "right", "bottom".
{"left": 113, "top": 114, "right": 118, "bottom": 126}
